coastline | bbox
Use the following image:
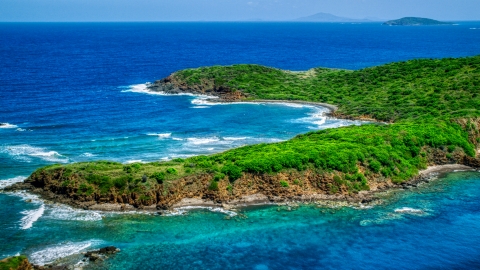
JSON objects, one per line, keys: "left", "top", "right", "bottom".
{"left": 4, "top": 164, "right": 477, "bottom": 215}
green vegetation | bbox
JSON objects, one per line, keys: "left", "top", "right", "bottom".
{"left": 29, "top": 56, "right": 480, "bottom": 199}
{"left": 173, "top": 56, "right": 480, "bottom": 122}
{"left": 383, "top": 17, "right": 453, "bottom": 26}
{"left": 280, "top": 180, "right": 289, "bottom": 188}
{"left": 0, "top": 256, "right": 28, "bottom": 270}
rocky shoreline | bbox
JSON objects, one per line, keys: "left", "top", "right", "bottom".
{"left": 0, "top": 246, "right": 120, "bottom": 270}
{"left": 3, "top": 164, "right": 478, "bottom": 215}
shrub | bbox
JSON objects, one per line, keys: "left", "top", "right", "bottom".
{"left": 113, "top": 176, "right": 131, "bottom": 189}
{"left": 208, "top": 181, "right": 219, "bottom": 191}
{"left": 280, "top": 180, "right": 289, "bottom": 188}
{"left": 221, "top": 164, "right": 243, "bottom": 182}
{"left": 166, "top": 168, "right": 177, "bottom": 174}
{"left": 123, "top": 165, "right": 132, "bottom": 173}
{"left": 77, "top": 183, "right": 94, "bottom": 195}
{"left": 213, "top": 173, "right": 225, "bottom": 182}
{"left": 333, "top": 175, "right": 342, "bottom": 184}
{"left": 369, "top": 160, "right": 381, "bottom": 173}
{"left": 152, "top": 172, "right": 166, "bottom": 184}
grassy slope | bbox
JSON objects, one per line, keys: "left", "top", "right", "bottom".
{"left": 29, "top": 56, "right": 480, "bottom": 200}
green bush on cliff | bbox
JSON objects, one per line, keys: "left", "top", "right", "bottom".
{"left": 151, "top": 172, "right": 166, "bottom": 184}
{"left": 0, "top": 255, "right": 28, "bottom": 270}
{"left": 208, "top": 181, "right": 219, "bottom": 191}
{"left": 166, "top": 168, "right": 177, "bottom": 174}
{"left": 280, "top": 180, "right": 289, "bottom": 188}
{"left": 77, "top": 183, "right": 94, "bottom": 196}
{"left": 221, "top": 164, "right": 243, "bottom": 182}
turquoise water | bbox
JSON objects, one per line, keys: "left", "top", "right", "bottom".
{"left": 1, "top": 22, "right": 480, "bottom": 268}
{"left": 1, "top": 172, "right": 480, "bottom": 269}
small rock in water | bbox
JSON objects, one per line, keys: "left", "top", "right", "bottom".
{"left": 84, "top": 246, "right": 120, "bottom": 262}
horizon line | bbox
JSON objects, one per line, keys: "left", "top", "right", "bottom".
{"left": 1, "top": 19, "right": 480, "bottom": 23}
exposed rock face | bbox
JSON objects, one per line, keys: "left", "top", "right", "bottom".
{"left": 84, "top": 246, "right": 120, "bottom": 262}
{"left": 148, "top": 74, "right": 247, "bottom": 102}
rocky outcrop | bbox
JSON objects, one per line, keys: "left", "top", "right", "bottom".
{"left": 148, "top": 74, "right": 247, "bottom": 102}
{"left": 83, "top": 246, "right": 120, "bottom": 262}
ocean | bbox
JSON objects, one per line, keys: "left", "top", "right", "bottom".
{"left": 1, "top": 22, "right": 480, "bottom": 269}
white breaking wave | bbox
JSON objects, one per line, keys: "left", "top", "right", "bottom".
{"left": 29, "top": 241, "right": 98, "bottom": 266}
{"left": 186, "top": 137, "right": 221, "bottom": 145}
{"left": 20, "top": 205, "right": 45, "bottom": 230}
{"left": 0, "top": 145, "right": 69, "bottom": 163}
{"left": 45, "top": 205, "right": 103, "bottom": 222}
{"left": 0, "top": 123, "right": 18, "bottom": 129}
{"left": 80, "top": 152, "right": 96, "bottom": 157}
{"left": 123, "top": 84, "right": 218, "bottom": 99}
{"left": 147, "top": 133, "right": 171, "bottom": 138}
{"left": 124, "top": 160, "right": 144, "bottom": 164}
{"left": 223, "top": 137, "right": 248, "bottom": 141}
{"left": 293, "top": 107, "right": 329, "bottom": 128}
{"left": 172, "top": 137, "right": 183, "bottom": 141}
{"left": 16, "top": 128, "right": 26, "bottom": 132}
{"left": 191, "top": 106, "right": 210, "bottom": 109}
{"left": 0, "top": 176, "right": 27, "bottom": 189}
{"left": 394, "top": 207, "right": 425, "bottom": 215}
{"left": 163, "top": 206, "right": 237, "bottom": 217}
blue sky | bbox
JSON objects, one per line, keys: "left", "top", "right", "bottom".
{"left": 1, "top": 0, "right": 479, "bottom": 22}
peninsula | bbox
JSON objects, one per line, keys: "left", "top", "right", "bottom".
{"left": 383, "top": 17, "right": 453, "bottom": 26}
{"left": 5, "top": 56, "right": 480, "bottom": 211}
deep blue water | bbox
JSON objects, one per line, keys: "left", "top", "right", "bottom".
{"left": 1, "top": 22, "right": 480, "bottom": 269}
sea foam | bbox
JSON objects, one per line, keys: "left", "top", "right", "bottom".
{"left": 163, "top": 206, "right": 237, "bottom": 217}
{"left": 20, "top": 205, "right": 45, "bottom": 230}
{"left": 123, "top": 84, "right": 217, "bottom": 99}
{"left": 45, "top": 205, "right": 103, "bottom": 222}
{"left": 29, "top": 241, "right": 98, "bottom": 266}
{"left": 147, "top": 133, "right": 171, "bottom": 138}
{"left": 0, "top": 145, "right": 68, "bottom": 163}
{"left": 394, "top": 207, "right": 425, "bottom": 215}
{"left": 0, "top": 176, "right": 27, "bottom": 189}
{"left": 186, "top": 137, "right": 221, "bottom": 145}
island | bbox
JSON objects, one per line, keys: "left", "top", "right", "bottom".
{"left": 383, "top": 17, "right": 453, "bottom": 26}
{"left": 4, "top": 56, "right": 480, "bottom": 211}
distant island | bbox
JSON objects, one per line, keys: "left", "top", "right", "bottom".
{"left": 295, "top": 12, "right": 381, "bottom": 22}
{"left": 383, "top": 17, "right": 453, "bottom": 26}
